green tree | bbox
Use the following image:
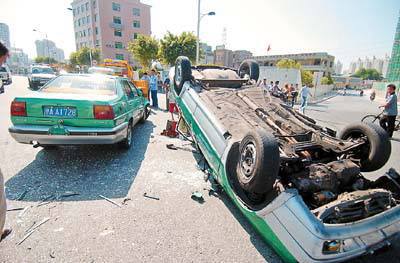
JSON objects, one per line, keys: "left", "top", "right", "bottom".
{"left": 321, "top": 75, "right": 334, "bottom": 85}
{"left": 301, "top": 70, "right": 314, "bottom": 86}
{"left": 276, "top": 59, "right": 301, "bottom": 69}
{"left": 34, "top": 56, "right": 57, "bottom": 64}
{"left": 352, "top": 68, "right": 382, "bottom": 80}
{"left": 69, "top": 47, "right": 100, "bottom": 66}
{"left": 127, "top": 34, "right": 159, "bottom": 70}
{"left": 158, "top": 31, "right": 197, "bottom": 65}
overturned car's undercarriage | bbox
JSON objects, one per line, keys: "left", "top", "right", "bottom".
{"left": 194, "top": 76, "right": 396, "bottom": 224}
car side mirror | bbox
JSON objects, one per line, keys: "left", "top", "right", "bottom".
{"left": 137, "top": 89, "right": 143, "bottom": 97}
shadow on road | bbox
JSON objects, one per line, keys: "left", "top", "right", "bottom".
{"left": 5, "top": 121, "right": 155, "bottom": 202}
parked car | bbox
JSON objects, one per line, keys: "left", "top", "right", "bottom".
{"left": 171, "top": 56, "right": 399, "bottom": 262}
{"left": 28, "top": 65, "right": 56, "bottom": 90}
{"left": 9, "top": 74, "right": 150, "bottom": 149}
{"left": 0, "top": 65, "right": 12, "bottom": 85}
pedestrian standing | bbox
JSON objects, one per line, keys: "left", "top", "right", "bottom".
{"left": 168, "top": 86, "right": 178, "bottom": 120}
{"left": 0, "top": 42, "right": 11, "bottom": 241}
{"left": 141, "top": 72, "right": 150, "bottom": 81}
{"left": 291, "top": 84, "right": 299, "bottom": 107}
{"left": 149, "top": 69, "right": 158, "bottom": 108}
{"left": 379, "top": 84, "right": 398, "bottom": 138}
{"left": 164, "top": 77, "right": 171, "bottom": 109}
{"left": 258, "top": 78, "right": 268, "bottom": 93}
{"left": 157, "top": 72, "right": 163, "bottom": 93}
{"left": 299, "top": 84, "right": 313, "bottom": 114}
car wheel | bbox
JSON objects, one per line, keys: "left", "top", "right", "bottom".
{"left": 339, "top": 122, "right": 391, "bottom": 172}
{"left": 139, "top": 105, "right": 150, "bottom": 124}
{"left": 119, "top": 121, "right": 133, "bottom": 149}
{"left": 236, "top": 129, "right": 280, "bottom": 194}
{"left": 174, "top": 56, "right": 192, "bottom": 95}
{"left": 238, "top": 59, "right": 260, "bottom": 82}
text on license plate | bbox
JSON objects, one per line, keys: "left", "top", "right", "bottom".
{"left": 43, "top": 106, "right": 77, "bottom": 118}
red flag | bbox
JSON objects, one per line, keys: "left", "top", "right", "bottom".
{"left": 267, "top": 44, "right": 271, "bottom": 52}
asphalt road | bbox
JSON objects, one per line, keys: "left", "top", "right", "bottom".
{"left": 0, "top": 78, "right": 399, "bottom": 263}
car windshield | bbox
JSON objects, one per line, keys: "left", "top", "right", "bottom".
{"left": 0, "top": 67, "right": 7, "bottom": 72}
{"left": 32, "top": 67, "right": 54, "bottom": 74}
{"left": 40, "top": 75, "right": 117, "bottom": 95}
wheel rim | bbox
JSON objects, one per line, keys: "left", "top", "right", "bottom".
{"left": 240, "top": 142, "right": 257, "bottom": 177}
{"left": 127, "top": 125, "right": 132, "bottom": 146}
{"left": 346, "top": 131, "right": 370, "bottom": 161}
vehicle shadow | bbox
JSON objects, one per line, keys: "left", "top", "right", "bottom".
{"left": 191, "top": 150, "right": 281, "bottom": 262}
{"left": 5, "top": 121, "right": 155, "bottom": 202}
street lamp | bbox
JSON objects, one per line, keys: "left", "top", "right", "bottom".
{"left": 33, "top": 28, "right": 49, "bottom": 60}
{"left": 196, "top": 0, "right": 215, "bottom": 65}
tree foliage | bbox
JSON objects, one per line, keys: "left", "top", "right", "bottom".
{"left": 158, "top": 31, "right": 197, "bottom": 65}
{"left": 352, "top": 68, "right": 382, "bottom": 80}
{"left": 127, "top": 34, "right": 159, "bottom": 70}
{"left": 301, "top": 70, "right": 314, "bottom": 86}
{"left": 34, "top": 56, "right": 57, "bottom": 64}
{"left": 69, "top": 47, "right": 100, "bottom": 66}
{"left": 321, "top": 75, "right": 334, "bottom": 85}
{"left": 276, "top": 59, "right": 301, "bottom": 69}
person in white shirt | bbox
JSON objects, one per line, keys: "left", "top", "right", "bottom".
{"left": 299, "top": 85, "right": 313, "bottom": 114}
{"left": 258, "top": 78, "right": 268, "bottom": 92}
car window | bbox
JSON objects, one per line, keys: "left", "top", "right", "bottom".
{"left": 32, "top": 67, "right": 54, "bottom": 74}
{"left": 0, "top": 67, "right": 6, "bottom": 72}
{"left": 41, "top": 75, "right": 116, "bottom": 95}
{"left": 122, "top": 80, "right": 135, "bottom": 98}
{"left": 127, "top": 81, "right": 138, "bottom": 96}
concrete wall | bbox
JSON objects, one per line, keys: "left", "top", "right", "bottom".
{"left": 259, "top": 66, "right": 302, "bottom": 89}
{"left": 310, "top": 84, "right": 335, "bottom": 100}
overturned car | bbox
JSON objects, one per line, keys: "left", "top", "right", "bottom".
{"left": 171, "top": 56, "right": 400, "bottom": 262}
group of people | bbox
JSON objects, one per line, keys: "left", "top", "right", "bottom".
{"left": 258, "top": 78, "right": 313, "bottom": 114}
{"left": 140, "top": 70, "right": 177, "bottom": 121}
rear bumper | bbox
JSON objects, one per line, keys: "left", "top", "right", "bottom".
{"left": 9, "top": 123, "right": 128, "bottom": 145}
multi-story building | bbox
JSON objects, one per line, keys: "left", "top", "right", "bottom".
{"left": 8, "top": 47, "right": 30, "bottom": 74}
{"left": 382, "top": 55, "right": 391, "bottom": 78}
{"left": 70, "top": 0, "right": 151, "bottom": 65}
{"left": 35, "top": 39, "right": 65, "bottom": 62}
{"left": 252, "top": 52, "right": 335, "bottom": 76}
{"left": 387, "top": 12, "right": 400, "bottom": 82}
{"left": 0, "top": 23, "right": 10, "bottom": 49}
{"left": 199, "top": 43, "right": 214, "bottom": 65}
{"left": 348, "top": 55, "right": 392, "bottom": 77}
{"left": 334, "top": 60, "right": 343, "bottom": 75}
{"left": 214, "top": 45, "right": 233, "bottom": 67}
{"left": 232, "top": 50, "right": 252, "bottom": 68}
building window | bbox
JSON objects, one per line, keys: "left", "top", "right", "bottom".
{"left": 88, "top": 28, "right": 91, "bottom": 36}
{"left": 96, "top": 40, "right": 99, "bottom": 46}
{"left": 115, "top": 42, "right": 123, "bottom": 49}
{"left": 94, "top": 14, "right": 97, "bottom": 22}
{"left": 92, "top": 0, "right": 96, "bottom": 8}
{"left": 87, "top": 15, "right": 90, "bottom": 23}
{"left": 113, "top": 16, "right": 122, "bottom": 24}
{"left": 72, "top": 8, "right": 76, "bottom": 16}
{"left": 133, "top": 33, "right": 138, "bottom": 39}
{"left": 116, "top": 53, "right": 124, "bottom": 60}
{"left": 114, "top": 30, "right": 122, "bottom": 37}
{"left": 76, "top": 7, "right": 79, "bottom": 14}
{"left": 95, "top": 27, "right": 98, "bottom": 35}
{"left": 133, "top": 20, "right": 140, "bottom": 28}
{"left": 83, "top": 30, "right": 86, "bottom": 37}
{"left": 78, "top": 18, "right": 81, "bottom": 26}
{"left": 81, "top": 4, "right": 84, "bottom": 13}
{"left": 82, "top": 17, "right": 85, "bottom": 25}
{"left": 85, "top": 2, "right": 89, "bottom": 11}
{"left": 112, "top": 2, "right": 121, "bottom": 11}
{"left": 133, "top": 8, "right": 140, "bottom": 16}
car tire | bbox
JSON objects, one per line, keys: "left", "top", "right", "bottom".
{"left": 41, "top": 145, "right": 58, "bottom": 150}
{"left": 174, "top": 56, "right": 192, "bottom": 95}
{"left": 339, "top": 122, "right": 391, "bottom": 172}
{"left": 236, "top": 129, "right": 280, "bottom": 194}
{"left": 238, "top": 59, "right": 260, "bottom": 82}
{"left": 119, "top": 121, "right": 133, "bottom": 150}
{"left": 139, "top": 105, "right": 150, "bottom": 124}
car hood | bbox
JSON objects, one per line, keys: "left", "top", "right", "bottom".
{"left": 31, "top": 73, "right": 56, "bottom": 79}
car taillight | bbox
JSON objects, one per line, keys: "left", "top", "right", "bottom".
{"left": 93, "top": 105, "right": 115, "bottom": 120}
{"left": 11, "top": 101, "right": 27, "bottom": 116}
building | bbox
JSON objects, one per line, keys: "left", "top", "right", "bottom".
{"left": 70, "top": 0, "right": 151, "bottom": 66}
{"left": 382, "top": 55, "right": 391, "bottom": 78}
{"left": 232, "top": 50, "right": 253, "bottom": 68}
{"left": 0, "top": 23, "right": 10, "bottom": 49}
{"left": 199, "top": 43, "right": 214, "bottom": 65}
{"left": 334, "top": 60, "right": 343, "bottom": 75}
{"left": 35, "top": 39, "right": 65, "bottom": 62}
{"left": 214, "top": 45, "right": 233, "bottom": 67}
{"left": 8, "top": 47, "right": 30, "bottom": 74}
{"left": 252, "top": 52, "right": 335, "bottom": 76}
{"left": 348, "top": 56, "right": 389, "bottom": 76}
{"left": 387, "top": 12, "right": 400, "bottom": 81}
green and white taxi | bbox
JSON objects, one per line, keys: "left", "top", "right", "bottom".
{"left": 171, "top": 56, "right": 400, "bottom": 262}
{"left": 9, "top": 74, "right": 150, "bottom": 149}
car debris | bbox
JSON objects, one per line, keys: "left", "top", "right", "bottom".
{"left": 6, "top": 207, "right": 25, "bottom": 212}
{"left": 99, "top": 195, "right": 122, "bottom": 208}
{"left": 143, "top": 192, "right": 160, "bottom": 200}
{"left": 59, "top": 192, "right": 80, "bottom": 198}
{"left": 37, "top": 195, "right": 55, "bottom": 207}
{"left": 0, "top": 229, "right": 12, "bottom": 241}
{"left": 18, "top": 217, "right": 50, "bottom": 245}
{"left": 191, "top": 191, "right": 205, "bottom": 204}
{"left": 122, "top": 197, "right": 131, "bottom": 205}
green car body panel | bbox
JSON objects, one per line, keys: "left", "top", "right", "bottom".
{"left": 175, "top": 92, "right": 297, "bottom": 263}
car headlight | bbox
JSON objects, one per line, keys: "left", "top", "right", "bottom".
{"left": 322, "top": 240, "right": 341, "bottom": 254}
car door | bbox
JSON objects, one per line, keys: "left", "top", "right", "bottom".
{"left": 128, "top": 81, "right": 144, "bottom": 118}
{"left": 121, "top": 80, "right": 141, "bottom": 123}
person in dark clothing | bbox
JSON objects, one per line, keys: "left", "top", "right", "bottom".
{"left": 379, "top": 84, "right": 398, "bottom": 138}
{"left": 0, "top": 42, "right": 9, "bottom": 94}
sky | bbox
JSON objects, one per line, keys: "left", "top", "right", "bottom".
{"left": 0, "top": 0, "right": 399, "bottom": 70}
